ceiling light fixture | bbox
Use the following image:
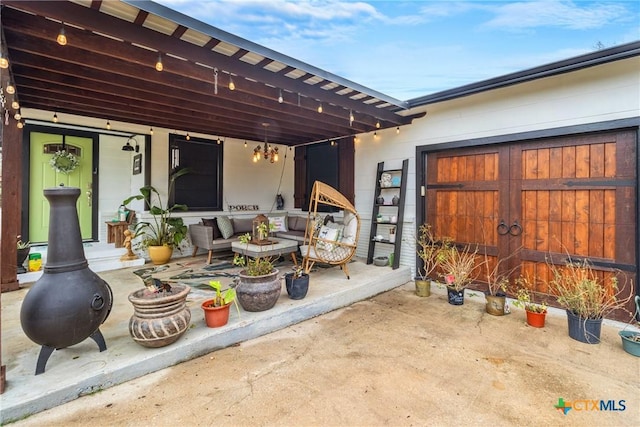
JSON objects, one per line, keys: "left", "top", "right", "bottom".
{"left": 53, "top": 112, "right": 58, "bottom": 123}
{"left": 56, "top": 26, "right": 67, "bottom": 46}
{"left": 278, "top": 89, "right": 283, "bottom": 104}
{"left": 0, "top": 53, "right": 8, "bottom": 69}
{"left": 253, "top": 123, "right": 279, "bottom": 163}
{"left": 155, "top": 53, "right": 163, "bottom": 72}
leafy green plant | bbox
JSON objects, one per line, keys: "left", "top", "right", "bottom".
{"left": 414, "top": 224, "right": 451, "bottom": 281}
{"left": 205, "top": 280, "right": 240, "bottom": 315}
{"left": 233, "top": 230, "right": 277, "bottom": 276}
{"left": 122, "top": 169, "right": 189, "bottom": 249}
{"left": 547, "top": 257, "right": 632, "bottom": 320}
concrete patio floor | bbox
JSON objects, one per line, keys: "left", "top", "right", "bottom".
{"left": 2, "top": 255, "right": 639, "bottom": 426}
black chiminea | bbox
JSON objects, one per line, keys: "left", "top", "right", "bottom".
{"left": 20, "top": 186, "right": 113, "bottom": 375}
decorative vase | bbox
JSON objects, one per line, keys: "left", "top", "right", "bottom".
{"left": 201, "top": 300, "right": 231, "bottom": 328}
{"left": 128, "top": 284, "right": 191, "bottom": 347}
{"left": 525, "top": 310, "right": 547, "bottom": 328}
{"left": 485, "top": 293, "right": 506, "bottom": 316}
{"left": 392, "top": 194, "right": 399, "bottom": 205}
{"left": 237, "top": 269, "right": 281, "bottom": 312}
{"left": 17, "top": 247, "right": 30, "bottom": 274}
{"left": 376, "top": 195, "right": 384, "bottom": 205}
{"left": 148, "top": 245, "right": 173, "bottom": 265}
{"left": 566, "top": 310, "right": 602, "bottom": 344}
{"left": 285, "top": 273, "right": 309, "bottom": 300}
{"left": 414, "top": 279, "right": 430, "bottom": 297}
{"left": 446, "top": 286, "right": 465, "bottom": 305}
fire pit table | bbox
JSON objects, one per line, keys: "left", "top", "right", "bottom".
{"left": 231, "top": 239, "right": 299, "bottom": 265}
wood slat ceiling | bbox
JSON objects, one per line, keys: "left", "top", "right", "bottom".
{"left": 1, "top": 0, "right": 425, "bottom": 145}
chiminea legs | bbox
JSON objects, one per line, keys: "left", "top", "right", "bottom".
{"left": 34, "top": 329, "right": 107, "bottom": 375}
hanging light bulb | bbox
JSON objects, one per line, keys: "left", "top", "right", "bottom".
{"left": 228, "top": 75, "right": 235, "bottom": 91}
{"left": 278, "top": 89, "right": 283, "bottom": 104}
{"left": 396, "top": 126, "right": 400, "bottom": 134}
{"left": 106, "top": 120, "right": 111, "bottom": 130}
{"left": 0, "top": 53, "right": 8, "bottom": 69}
{"left": 186, "top": 133, "right": 190, "bottom": 141}
{"left": 17, "top": 120, "right": 24, "bottom": 129}
{"left": 244, "top": 141, "right": 247, "bottom": 148}
{"left": 349, "top": 110, "right": 354, "bottom": 126}
{"left": 149, "top": 127, "right": 154, "bottom": 135}
{"left": 57, "top": 26, "right": 67, "bottom": 46}
{"left": 6, "top": 82, "right": 15, "bottom": 95}
{"left": 53, "top": 112, "right": 58, "bottom": 123}
{"left": 155, "top": 53, "right": 163, "bottom": 72}
{"left": 317, "top": 102, "right": 323, "bottom": 113}
{"left": 376, "top": 120, "right": 381, "bottom": 129}
{"left": 11, "top": 100, "right": 20, "bottom": 110}
{"left": 14, "top": 112, "right": 21, "bottom": 120}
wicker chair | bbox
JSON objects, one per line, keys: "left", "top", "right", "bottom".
{"left": 300, "top": 181, "right": 360, "bottom": 279}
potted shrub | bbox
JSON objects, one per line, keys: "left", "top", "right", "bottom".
{"left": 414, "top": 224, "right": 451, "bottom": 297}
{"left": 122, "top": 169, "right": 189, "bottom": 265}
{"left": 619, "top": 296, "right": 640, "bottom": 357}
{"left": 439, "top": 243, "right": 480, "bottom": 305}
{"left": 233, "top": 227, "right": 281, "bottom": 312}
{"left": 548, "top": 257, "right": 633, "bottom": 344}
{"left": 201, "top": 280, "right": 240, "bottom": 327}
{"left": 284, "top": 266, "right": 309, "bottom": 300}
{"left": 481, "top": 248, "right": 521, "bottom": 316}
{"left": 17, "top": 235, "right": 31, "bottom": 274}
{"left": 513, "top": 276, "right": 548, "bottom": 328}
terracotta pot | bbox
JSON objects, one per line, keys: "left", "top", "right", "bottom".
{"left": 201, "top": 300, "right": 231, "bottom": 327}
{"left": 414, "top": 280, "right": 431, "bottom": 297}
{"left": 237, "top": 269, "right": 281, "bottom": 312}
{"left": 128, "top": 284, "right": 191, "bottom": 347}
{"left": 148, "top": 245, "right": 173, "bottom": 265}
{"left": 485, "top": 294, "right": 506, "bottom": 316}
{"left": 525, "top": 309, "right": 546, "bottom": 328}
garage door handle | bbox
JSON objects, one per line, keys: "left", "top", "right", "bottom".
{"left": 509, "top": 220, "right": 523, "bottom": 236}
{"left": 497, "top": 220, "right": 510, "bottom": 235}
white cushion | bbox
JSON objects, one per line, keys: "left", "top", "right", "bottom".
{"left": 341, "top": 211, "right": 358, "bottom": 245}
{"left": 269, "top": 215, "right": 288, "bottom": 232}
{"left": 316, "top": 225, "right": 339, "bottom": 251}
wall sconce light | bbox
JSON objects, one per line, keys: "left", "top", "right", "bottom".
{"left": 278, "top": 89, "right": 283, "bottom": 104}
{"left": 155, "top": 53, "right": 163, "bottom": 72}
{"left": 57, "top": 26, "right": 67, "bottom": 46}
{"left": 53, "top": 112, "right": 58, "bottom": 123}
{"left": 0, "top": 53, "right": 8, "bottom": 69}
{"left": 122, "top": 136, "right": 136, "bottom": 152}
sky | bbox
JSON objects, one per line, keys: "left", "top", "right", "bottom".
{"left": 154, "top": 0, "right": 640, "bottom": 101}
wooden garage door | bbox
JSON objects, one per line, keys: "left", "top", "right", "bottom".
{"left": 426, "top": 130, "right": 637, "bottom": 320}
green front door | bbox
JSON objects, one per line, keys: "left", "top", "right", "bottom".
{"left": 29, "top": 132, "right": 94, "bottom": 243}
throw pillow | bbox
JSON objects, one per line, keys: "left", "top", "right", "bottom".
{"left": 201, "top": 218, "right": 220, "bottom": 239}
{"left": 269, "top": 215, "right": 288, "bottom": 232}
{"left": 316, "top": 225, "right": 339, "bottom": 251}
{"left": 341, "top": 211, "right": 358, "bottom": 245}
{"left": 232, "top": 217, "right": 253, "bottom": 234}
{"left": 216, "top": 215, "right": 234, "bottom": 239}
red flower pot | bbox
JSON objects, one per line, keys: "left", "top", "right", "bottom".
{"left": 526, "top": 309, "right": 546, "bottom": 328}
{"left": 201, "top": 300, "right": 231, "bottom": 328}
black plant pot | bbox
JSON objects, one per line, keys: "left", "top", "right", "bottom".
{"left": 566, "top": 310, "right": 602, "bottom": 344}
{"left": 17, "top": 247, "right": 30, "bottom": 274}
{"left": 447, "top": 286, "right": 465, "bottom": 305}
{"left": 285, "top": 273, "right": 309, "bottom": 300}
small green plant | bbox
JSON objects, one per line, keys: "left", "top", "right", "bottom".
{"left": 414, "top": 224, "right": 451, "bottom": 281}
{"left": 289, "top": 265, "right": 305, "bottom": 279}
{"left": 233, "top": 232, "right": 277, "bottom": 276}
{"left": 513, "top": 276, "right": 547, "bottom": 313}
{"left": 205, "top": 280, "right": 240, "bottom": 315}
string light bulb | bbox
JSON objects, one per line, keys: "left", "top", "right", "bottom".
{"left": 186, "top": 133, "right": 190, "bottom": 141}
{"left": 17, "top": 120, "right": 24, "bottom": 129}
{"left": 56, "top": 26, "right": 67, "bottom": 46}
{"left": 6, "top": 82, "right": 15, "bottom": 94}
{"left": 396, "top": 126, "right": 400, "bottom": 134}
{"left": 317, "top": 103, "right": 323, "bottom": 113}
{"left": 278, "top": 89, "right": 283, "bottom": 104}
{"left": 11, "top": 101, "right": 20, "bottom": 110}
{"left": 376, "top": 120, "right": 381, "bottom": 129}
{"left": 0, "top": 54, "right": 8, "bottom": 69}
{"left": 150, "top": 127, "right": 154, "bottom": 135}
{"left": 155, "top": 53, "right": 163, "bottom": 72}
{"left": 14, "top": 112, "right": 21, "bottom": 120}
{"left": 228, "top": 75, "right": 235, "bottom": 91}
{"left": 53, "top": 112, "right": 58, "bottom": 123}
{"left": 106, "top": 120, "right": 111, "bottom": 130}
{"left": 244, "top": 141, "right": 247, "bottom": 148}
{"left": 349, "top": 110, "right": 354, "bottom": 126}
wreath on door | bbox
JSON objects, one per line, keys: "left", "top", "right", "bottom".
{"left": 50, "top": 150, "right": 80, "bottom": 174}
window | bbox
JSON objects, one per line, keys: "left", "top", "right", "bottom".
{"left": 169, "top": 134, "right": 223, "bottom": 211}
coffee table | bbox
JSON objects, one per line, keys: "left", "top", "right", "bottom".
{"left": 231, "top": 239, "right": 300, "bottom": 265}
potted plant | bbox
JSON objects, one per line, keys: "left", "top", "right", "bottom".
{"left": 548, "top": 257, "right": 633, "bottom": 344}
{"left": 17, "top": 235, "right": 31, "bottom": 274}
{"left": 201, "top": 280, "right": 240, "bottom": 327}
{"left": 513, "top": 276, "right": 548, "bottom": 327}
{"left": 122, "top": 168, "right": 189, "bottom": 265}
{"left": 414, "top": 224, "right": 451, "bottom": 297}
{"left": 439, "top": 243, "right": 480, "bottom": 305}
{"left": 284, "top": 265, "right": 309, "bottom": 300}
{"left": 619, "top": 296, "right": 640, "bottom": 357}
{"left": 481, "top": 247, "right": 521, "bottom": 316}
{"left": 232, "top": 227, "right": 281, "bottom": 312}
